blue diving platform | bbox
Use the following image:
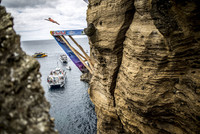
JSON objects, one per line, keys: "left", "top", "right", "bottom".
{"left": 50, "top": 29, "right": 93, "bottom": 74}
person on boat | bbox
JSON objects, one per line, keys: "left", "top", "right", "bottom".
{"left": 45, "top": 17, "right": 60, "bottom": 25}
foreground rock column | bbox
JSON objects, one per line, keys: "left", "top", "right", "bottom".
{"left": 87, "top": 0, "right": 200, "bottom": 133}
{"left": 0, "top": 6, "right": 57, "bottom": 134}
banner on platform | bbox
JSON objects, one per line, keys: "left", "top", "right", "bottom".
{"left": 51, "top": 30, "right": 85, "bottom": 36}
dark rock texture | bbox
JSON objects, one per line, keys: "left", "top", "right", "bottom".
{"left": 80, "top": 72, "right": 92, "bottom": 83}
{"left": 84, "top": 23, "right": 96, "bottom": 37}
{"left": 0, "top": 6, "right": 57, "bottom": 134}
{"left": 87, "top": 0, "right": 200, "bottom": 133}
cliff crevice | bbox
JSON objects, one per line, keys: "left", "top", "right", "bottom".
{"left": 87, "top": 0, "right": 135, "bottom": 133}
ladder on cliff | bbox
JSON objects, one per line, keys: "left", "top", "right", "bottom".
{"left": 50, "top": 29, "right": 94, "bottom": 74}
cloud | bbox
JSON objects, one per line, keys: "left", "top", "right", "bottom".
{"left": 2, "top": 0, "right": 88, "bottom": 41}
{"left": 2, "top": 0, "right": 47, "bottom": 8}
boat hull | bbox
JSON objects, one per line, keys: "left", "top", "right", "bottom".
{"left": 48, "top": 83, "right": 65, "bottom": 89}
{"left": 32, "top": 53, "right": 47, "bottom": 58}
{"left": 59, "top": 58, "right": 67, "bottom": 63}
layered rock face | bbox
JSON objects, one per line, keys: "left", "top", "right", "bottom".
{"left": 0, "top": 6, "right": 57, "bottom": 134}
{"left": 87, "top": 0, "right": 135, "bottom": 133}
{"left": 87, "top": 0, "right": 200, "bottom": 133}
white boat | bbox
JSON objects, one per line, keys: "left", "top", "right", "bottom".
{"left": 59, "top": 54, "right": 68, "bottom": 63}
{"left": 47, "top": 68, "right": 66, "bottom": 88}
{"left": 66, "top": 65, "right": 71, "bottom": 70}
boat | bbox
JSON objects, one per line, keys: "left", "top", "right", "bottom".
{"left": 66, "top": 65, "right": 71, "bottom": 70}
{"left": 32, "top": 52, "right": 47, "bottom": 58}
{"left": 47, "top": 68, "right": 66, "bottom": 88}
{"left": 59, "top": 54, "right": 68, "bottom": 63}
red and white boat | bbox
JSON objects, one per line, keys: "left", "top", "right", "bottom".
{"left": 47, "top": 68, "right": 66, "bottom": 88}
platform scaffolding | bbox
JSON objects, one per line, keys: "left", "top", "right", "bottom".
{"left": 50, "top": 30, "right": 94, "bottom": 74}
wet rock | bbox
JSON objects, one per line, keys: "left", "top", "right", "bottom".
{"left": 0, "top": 6, "right": 57, "bottom": 134}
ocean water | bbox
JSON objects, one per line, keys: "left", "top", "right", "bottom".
{"left": 21, "top": 37, "right": 97, "bottom": 134}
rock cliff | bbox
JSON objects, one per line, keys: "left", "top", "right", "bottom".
{"left": 87, "top": 0, "right": 200, "bottom": 133}
{"left": 0, "top": 6, "right": 57, "bottom": 134}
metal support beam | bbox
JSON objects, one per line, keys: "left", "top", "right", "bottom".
{"left": 60, "top": 35, "right": 93, "bottom": 74}
{"left": 68, "top": 35, "right": 94, "bottom": 71}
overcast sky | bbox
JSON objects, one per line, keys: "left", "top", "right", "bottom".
{"left": 1, "top": 0, "right": 88, "bottom": 41}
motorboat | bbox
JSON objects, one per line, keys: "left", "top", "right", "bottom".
{"left": 59, "top": 54, "right": 68, "bottom": 63}
{"left": 47, "top": 68, "right": 66, "bottom": 88}
{"left": 32, "top": 52, "right": 47, "bottom": 58}
{"left": 66, "top": 65, "right": 71, "bottom": 70}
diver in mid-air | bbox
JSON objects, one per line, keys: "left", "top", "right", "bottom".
{"left": 45, "top": 17, "right": 60, "bottom": 25}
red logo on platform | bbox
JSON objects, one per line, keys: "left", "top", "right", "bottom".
{"left": 54, "top": 31, "right": 66, "bottom": 35}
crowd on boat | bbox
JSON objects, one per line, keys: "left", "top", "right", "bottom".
{"left": 47, "top": 68, "right": 66, "bottom": 88}
{"left": 32, "top": 52, "right": 72, "bottom": 89}
{"left": 47, "top": 54, "right": 72, "bottom": 89}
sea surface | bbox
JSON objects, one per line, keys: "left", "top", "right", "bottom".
{"left": 21, "top": 37, "right": 97, "bottom": 134}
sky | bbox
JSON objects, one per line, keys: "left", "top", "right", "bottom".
{"left": 1, "top": 0, "right": 88, "bottom": 41}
